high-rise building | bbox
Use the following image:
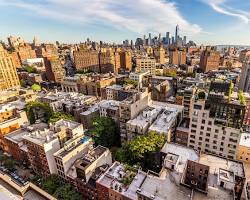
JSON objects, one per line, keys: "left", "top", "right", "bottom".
{"left": 239, "top": 61, "right": 250, "bottom": 93}
{"left": 200, "top": 47, "right": 220, "bottom": 72}
{"left": 153, "top": 46, "right": 165, "bottom": 64}
{"left": 136, "top": 57, "right": 156, "bottom": 75}
{"left": 166, "top": 32, "right": 170, "bottom": 45}
{"left": 0, "top": 45, "right": 20, "bottom": 90}
{"left": 148, "top": 33, "right": 152, "bottom": 46}
{"left": 183, "top": 36, "right": 187, "bottom": 45}
{"left": 175, "top": 25, "right": 179, "bottom": 44}
{"left": 120, "top": 50, "right": 132, "bottom": 71}
{"left": 169, "top": 47, "right": 187, "bottom": 65}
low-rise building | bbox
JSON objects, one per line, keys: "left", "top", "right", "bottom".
{"left": 237, "top": 132, "right": 250, "bottom": 163}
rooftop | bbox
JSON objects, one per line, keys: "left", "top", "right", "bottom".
{"left": 98, "top": 100, "right": 120, "bottom": 110}
{"left": 239, "top": 132, "right": 250, "bottom": 147}
{"left": 138, "top": 170, "right": 192, "bottom": 200}
{"left": 161, "top": 143, "right": 199, "bottom": 173}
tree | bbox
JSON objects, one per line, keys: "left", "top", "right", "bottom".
{"left": 42, "top": 174, "right": 62, "bottom": 195}
{"left": 54, "top": 184, "right": 82, "bottom": 200}
{"left": 0, "top": 154, "right": 7, "bottom": 165}
{"left": 25, "top": 65, "right": 37, "bottom": 73}
{"left": 116, "top": 131, "right": 165, "bottom": 166}
{"left": 198, "top": 91, "right": 206, "bottom": 99}
{"left": 48, "top": 112, "right": 74, "bottom": 123}
{"left": 238, "top": 90, "right": 246, "bottom": 105}
{"left": 31, "top": 84, "right": 42, "bottom": 92}
{"left": 25, "top": 101, "right": 53, "bottom": 124}
{"left": 121, "top": 78, "right": 138, "bottom": 87}
{"left": 91, "top": 117, "right": 120, "bottom": 148}
{"left": 20, "top": 79, "right": 26, "bottom": 87}
{"left": 4, "top": 159, "right": 16, "bottom": 171}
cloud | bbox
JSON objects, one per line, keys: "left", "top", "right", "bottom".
{"left": 203, "top": 0, "right": 250, "bottom": 24}
{"left": 0, "top": 0, "right": 202, "bottom": 35}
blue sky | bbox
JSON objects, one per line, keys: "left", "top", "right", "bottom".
{"left": 0, "top": 0, "right": 250, "bottom": 45}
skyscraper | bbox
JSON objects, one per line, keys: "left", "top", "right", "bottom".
{"left": 158, "top": 33, "right": 161, "bottom": 42}
{"left": 148, "top": 33, "right": 152, "bottom": 46}
{"left": 175, "top": 25, "right": 179, "bottom": 44}
{"left": 183, "top": 36, "right": 187, "bottom": 45}
{"left": 239, "top": 61, "right": 250, "bottom": 93}
{"left": 0, "top": 44, "right": 20, "bottom": 90}
{"left": 166, "top": 32, "right": 170, "bottom": 45}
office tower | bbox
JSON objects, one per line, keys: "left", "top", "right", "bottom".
{"left": 130, "top": 40, "right": 134, "bottom": 47}
{"left": 200, "top": 47, "right": 220, "bottom": 72}
{"left": 158, "top": 33, "right": 161, "bottom": 42}
{"left": 239, "top": 61, "right": 250, "bottom": 93}
{"left": 0, "top": 44, "right": 20, "bottom": 90}
{"left": 183, "top": 36, "right": 187, "bottom": 45}
{"left": 153, "top": 46, "right": 165, "bottom": 64}
{"left": 175, "top": 25, "right": 179, "bottom": 44}
{"left": 166, "top": 32, "right": 170, "bottom": 45}
{"left": 33, "top": 36, "right": 40, "bottom": 47}
{"left": 171, "top": 36, "right": 175, "bottom": 44}
{"left": 148, "top": 33, "right": 152, "bottom": 46}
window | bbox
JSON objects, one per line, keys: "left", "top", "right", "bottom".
{"left": 202, "top": 119, "right": 205, "bottom": 124}
{"left": 199, "top": 137, "right": 202, "bottom": 141}
{"left": 207, "top": 127, "right": 211, "bottom": 132}
{"left": 229, "top": 138, "right": 237, "bottom": 143}
{"left": 202, "top": 113, "right": 207, "bottom": 118}
{"left": 221, "top": 142, "right": 224, "bottom": 146}
{"left": 213, "top": 140, "right": 217, "bottom": 144}
{"left": 191, "top": 129, "right": 196, "bottom": 133}
{"left": 208, "top": 121, "right": 212, "bottom": 125}
{"left": 220, "top": 148, "right": 224, "bottom": 151}
{"left": 214, "top": 135, "right": 218, "bottom": 139}
{"left": 194, "top": 104, "right": 202, "bottom": 110}
{"left": 200, "top": 132, "right": 203, "bottom": 135}
{"left": 192, "top": 124, "right": 197, "bottom": 128}
{"left": 192, "top": 118, "right": 198, "bottom": 123}
{"left": 213, "top": 146, "right": 217, "bottom": 149}
{"left": 215, "top": 129, "right": 219, "bottom": 133}
{"left": 190, "top": 135, "right": 195, "bottom": 139}
{"left": 206, "top": 133, "right": 210, "bottom": 137}
{"left": 205, "top": 144, "right": 210, "bottom": 147}
{"left": 190, "top": 140, "right": 195, "bottom": 143}
{"left": 230, "top": 132, "right": 238, "bottom": 138}
{"left": 193, "top": 111, "right": 199, "bottom": 116}
{"left": 201, "top": 126, "right": 204, "bottom": 130}
{"left": 205, "top": 138, "right": 209, "bottom": 142}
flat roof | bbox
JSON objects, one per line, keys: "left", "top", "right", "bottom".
{"left": 161, "top": 143, "right": 199, "bottom": 173}
{"left": 138, "top": 171, "right": 192, "bottom": 200}
{"left": 199, "top": 154, "right": 244, "bottom": 178}
{"left": 239, "top": 132, "right": 250, "bottom": 147}
{"left": 98, "top": 100, "right": 119, "bottom": 110}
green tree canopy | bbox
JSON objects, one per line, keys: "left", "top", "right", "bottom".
{"left": 91, "top": 117, "right": 120, "bottom": 148}
{"left": 115, "top": 131, "right": 165, "bottom": 166}
{"left": 238, "top": 90, "right": 246, "bottom": 105}
{"left": 48, "top": 112, "right": 74, "bottom": 123}
{"left": 25, "top": 65, "right": 37, "bottom": 73}
{"left": 42, "top": 174, "right": 62, "bottom": 195}
{"left": 25, "top": 101, "right": 53, "bottom": 124}
{"left": 53, "top": 183, "right": 82, "bottom": 200}
{"left": 121, "top": 78, "right": 138, "bottom": 87}
{"left": 198, "top": 91, "right": 206, "bottom": 99}
{"left": 31, "top": 84, "right": 42, "bottom": 92}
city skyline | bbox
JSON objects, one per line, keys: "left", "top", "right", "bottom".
{"left": 0, "top": 0, "right": 250, "bottom": 45}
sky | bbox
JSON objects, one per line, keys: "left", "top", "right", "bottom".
{"left": 0, "top": 0, "right": 250, "bottom": 45}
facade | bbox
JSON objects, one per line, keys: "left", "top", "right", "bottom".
{"left": 4, "top": 123, "right": 48, "bottom": 163}
{"left": 239, "top": 61, "right": 250, "bottom": 93}
{"left": 200, "top": 48, "right": 220, "bottom": 72}
{"left": 129, "top": 71, "right": 150, "bottom": 88}
{"left": 0, "top": 105, "right": 28, "bottom": 150}
{"left": 0, "top": 44, "right": 20, "bottom": 90}
{"left": 54, "top": 136, "right": 93, "bottom": 179}
{"left": 153, "top": 46, "right": 165, "bottom": 64}
{"left": 119, "top": 88, "right": 149, "bottom": 142}
{"left": 136, "top": 58, "right": 156, "bottom": 75}
{"left": 188, "top": 98, "right": 244, "bottom": 160}
{"left": 169, "top": 48, "right": 187, "bottom": 65}
{"left": 237, "top": 133, "right": 250, "bottom": 163}
{"left": 120, "top": 51, "right": 132, "bottom": 71}
{"left": 239, "top": 49, "right": 250, "bottom": 62}
{"left": 23, "top": 119, "right": 84, "bottom": 176}
{"left": 15, "top": 44, "right": 37, "bottom": 63}
{"left": 99, "top": 100, "right": 120, "bottom": 122}
{"left": 44, "top": 57, "right": 65, "bottom": 83}
{"left": 70, "top": 146, "right": 112, "bottom": 200}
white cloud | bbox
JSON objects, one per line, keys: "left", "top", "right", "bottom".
{"left": 203, "top": 0, "right": 250, "bottom": 24}
{"left": 0, "top": 0, "right": 202, "bottom": 35}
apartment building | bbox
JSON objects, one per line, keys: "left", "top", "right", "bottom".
{"left": 23, "top": 119, "right": 84, "bottom": 176}
{"left": 0, "top": 105, "right": 28, "bottom": 150}
{"left": 70, "top": 146, "right": 112, "bottom": 200}
{"left": 0, "top": 44, "right": 20, "bottom": 90}
{"left": 136, "top": 57, "right": 156, "bottom": 75}
{"left": 119, "top": 88, "right": 149, "bottom": 142}
{"left": 54, "top": 136, "right": 93, "bottom": 180}
{"left": 4, "top": 123, "right": 48, "bottom": 163}
{"left": 237, "top": 133, "right": 250, "bottom": 163}
{"left": 200, "top": 47, "right": 220, "bottom": 72}
{"left": 99, "top": 100, "right": 120, "bottom": 122}
{"left": 188, "top": 96, "right": 244, "bottom": 159}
